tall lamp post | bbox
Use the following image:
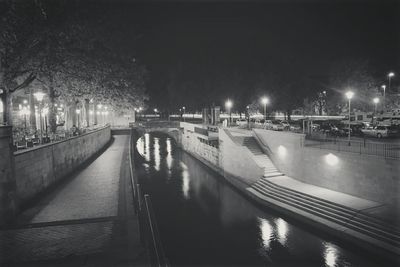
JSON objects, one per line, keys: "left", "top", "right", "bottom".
{"left": 345, "top": 91, "right": 354, "bottom": 145}
{"left": 33, "top": 92, "right": 46, "bottom": 143}
{"left": 261, "top": 97, "right": 269, "bottom": 121}
{"left": 381, "top": 85, "right": 386, "bottom": 110}
{"left": 373, "top": 97, "right": 379, "bottom": 124}
{"left": 388, "top": 72, "right": 395, "bottom": 91}
{"left": 154, "top": 108, "right": 158, "bottom": 119}
{"left": 182, "top": 106, "right": 186, "bottom": 122}
{"left": 225, "top": 99, "right": 233, "bottom": 127}
{"left": 20, "top": 106, "right": 30, "bottom": 135}
{"left": 76, "top": 109, "right": 81, "bottom": 128}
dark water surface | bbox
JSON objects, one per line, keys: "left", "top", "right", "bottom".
{"left": 136, "top": 132, "right": 388, "bottom": 267}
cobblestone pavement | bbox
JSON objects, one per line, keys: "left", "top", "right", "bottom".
{"left": 1, "top": 135, "right": 146, "bottom": 266}
{"left": 0, "top": 220, "right": 114, "bottom": 263}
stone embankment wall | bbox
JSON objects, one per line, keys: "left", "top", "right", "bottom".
{"left": 253, "top": 129, "right": 400, "bottom": 205}
{"left": 14, "top": 126, "right": 111, "bottom": 203}
{"left": 180, "top": 123, "right": 263, "bottom": 186}
{"left": 0, "top": 126, "right": 18, "bottom": 225}
{"left": 180, "top": 123, "right": 219, "bottom": 166}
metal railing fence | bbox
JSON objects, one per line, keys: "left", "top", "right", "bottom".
{"left": 304, "top": 134, "right": 400, "bottom": 159}
{"left": 129, "top": 129, "right": 169, "bottom": 267}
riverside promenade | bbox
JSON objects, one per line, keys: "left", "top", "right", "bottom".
{"left": 226, "top": 128, "right": 400, "bottom": 261}
{"left": 0, "top": 135, "right": 147, "bottom": 266}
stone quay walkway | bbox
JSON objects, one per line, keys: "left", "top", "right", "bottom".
{"left": 228, "top": 127, "right": 400, "bottom": 261}
{"left": 0, "top": 135, "right": 147, "bottom": 266}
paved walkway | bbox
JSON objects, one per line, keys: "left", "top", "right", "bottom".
{"left": 228, "top": 127, "right": 399, "bottom": 225}
{"left": 1, "top": 135, "right": 146, "bottom": 266}
{"left": 226, "top": 127, "right": 400, "bottom": 260}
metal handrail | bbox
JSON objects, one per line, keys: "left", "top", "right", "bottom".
{"left": 128, "top": 128, "right": 169, "bottom": 267}
{"left": 144, "top": 194, "right": 168, "bottom": 267}
{"left": 304, "top": 134, "right": 400, "bottom": 159}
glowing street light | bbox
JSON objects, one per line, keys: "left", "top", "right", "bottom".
{"left": 372, "top": 97, "right": 379, "bottom": 123}
{"left": 33, "top": 92, "right": 45, "bottom": 102}
{"left": 76, "top": 109, "right": 81, "bottom": 128}
{"left": 225, "top": 99, "right": 233, "bottom": 127}
{"left": 345, "top": 91, "right": 354, "bottom": 145}
{"left": 33, "top": 91, "right": 46, "bottom": 143}
{"left": 261, "top": 97, "right": 269, "bottom": 120}
{"left": 182, "top": 106, "right": 186, "bottom": 122}
{"left": 388, "top": 72, "right": 395, "bottom": 91}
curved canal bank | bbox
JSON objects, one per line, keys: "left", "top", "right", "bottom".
{"left": 135, "top": 132, "right": 392, "bottom": 266}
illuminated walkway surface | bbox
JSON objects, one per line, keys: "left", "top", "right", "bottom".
{"left": 29, "top": 136, "right": 126, "bottom": 223}
{"left": 1, "top": 135, "right": 145, "bottom": 265}
{"left": 229, "top": 127, "right": 398, "bottom": 223}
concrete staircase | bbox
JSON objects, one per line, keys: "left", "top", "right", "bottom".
{"left": 242, "top": 136, "right": 284, "bottom": 178}
{"left": 248, "top": 178, "right": 400, "bottom": 257}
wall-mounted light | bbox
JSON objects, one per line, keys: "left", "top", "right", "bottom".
{"left": 325, "top": 153, "right": 339, "bottom": 166}
{"left": 278, "top": 145, "right": 287, "bottom": 158}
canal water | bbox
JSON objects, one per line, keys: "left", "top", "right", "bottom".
{"left": 135, "top": 132, "right": 387, "bottom": 267}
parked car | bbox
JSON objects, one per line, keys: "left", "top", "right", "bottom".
{"left": 289, "top": 123, "right": 302, "bottom": 132}
{"left": 236, "top": 118, "right": 248, "bottom": 127}
{"left": 263, "top": 120, "right": 273, "bottom": 129}
{"left": 361, "top": 125, "right": 398, "bottom": 138}
{"left": 254, "top": 119, "right": 265, "bottom": 128}
{"left": 271, "top": 120, "right": 284, "bottom": 131}
{"left": 311, "top": 124, "right": 320, "bottom": 131}
{"left": 320, "top": 124, "right": 340, "bottom": 136}
{"left": 338, "top": 127, "right": 352, "bottom": 137}
{"left": 280, "top": 121, "right": 291, "bottom": 131}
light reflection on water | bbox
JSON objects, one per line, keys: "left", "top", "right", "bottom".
{"left": 259, "top": 217, "right": 273, "bottom": 249}
{"left": 154, "top": 138, "right": 160, "bottom": 171}
{"left": 180, "top": 162, "right": 190, "bottom": 199}
{"left": 135, "top": 133, "right": 385, "bottom": 266}
{"left": 166, "top": 138, "right": 173, "bottom": 177}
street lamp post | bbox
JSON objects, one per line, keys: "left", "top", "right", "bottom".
{"left": 154, "top": 108, "right": 158, "bottom": 119}
{"left": 76, "top": 109, "right": 81, "bottom": 128}
{"left": 261, "top": 97, "right": 269, "bottom": 121}
{"left": 33, "top": 92, "right": 46, "bottom": 143}
{"left": 373, "top": 97, "right": 379, "bottom": 124}
{"left": 388, "top": 72, "right": 395, "bottom": 91}
{"left": 345, "top": 91, "right": 354, "bottom": 145}
{"left": 381, "top": 85, "right": 386, "bottom": 110}
{"left": 182, "top": 106, "right": 186, "bottom": 122}
{"left": 225, "top": 99, "right": 233, "bottom": 127}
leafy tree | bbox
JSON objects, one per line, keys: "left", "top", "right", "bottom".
{"left": 0, "top": 1, "right": 45, "bottom": 125}
{"left": 327, "top": 59, "right": 379, "bottom": 113}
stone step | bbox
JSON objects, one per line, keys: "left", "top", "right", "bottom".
{"left": 256, "top": 179, "right": 400, "bottom": 236}
{"left": 251, "top": 181, "right": 400, "bottom": 244}
{"left": 248, "top": 187, "right": 400, "bottom": 258}
{"left": 263, "top": 172, "right": 284, "bottom": 178}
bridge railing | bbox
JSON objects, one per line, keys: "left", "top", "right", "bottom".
{"left": 129, "top": 129, "right": 169, "bottom": 267}
{"left": 134, "top": 120, "right": 180, "bottom": 129}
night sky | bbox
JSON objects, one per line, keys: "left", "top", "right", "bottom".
{"left": 85, "top": 0, "right": 400, "bottom": 112}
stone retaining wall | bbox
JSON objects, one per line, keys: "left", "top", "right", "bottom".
{"left": 253, "top": 129, "right": 400, "bottom": 205}
{"left": 180, "top": 123, "right": 263, "bottom": 186}
{"left": 14, "top": 126, "right": 111, "bottom": 203}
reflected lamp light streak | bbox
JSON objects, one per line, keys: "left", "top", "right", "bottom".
{"left": 258, "top": 217, "right": 273, "bottom": 249}
{"left": 180, "top": 162, "right": 190, "bottom": 199}
{"left": 324, "top": 242, "right": 338, "bottom": 267}
{"left": 166, "top": 138, "right": 173, "bottom": 171}
{"left": 144, "top": 133, "right": 150, "bottom": 162}
{"left": 275, "top": 218, "right": 288, "bottom": 246}
{"left": 154, "top": 137, "right": 160, "bottom": 171}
